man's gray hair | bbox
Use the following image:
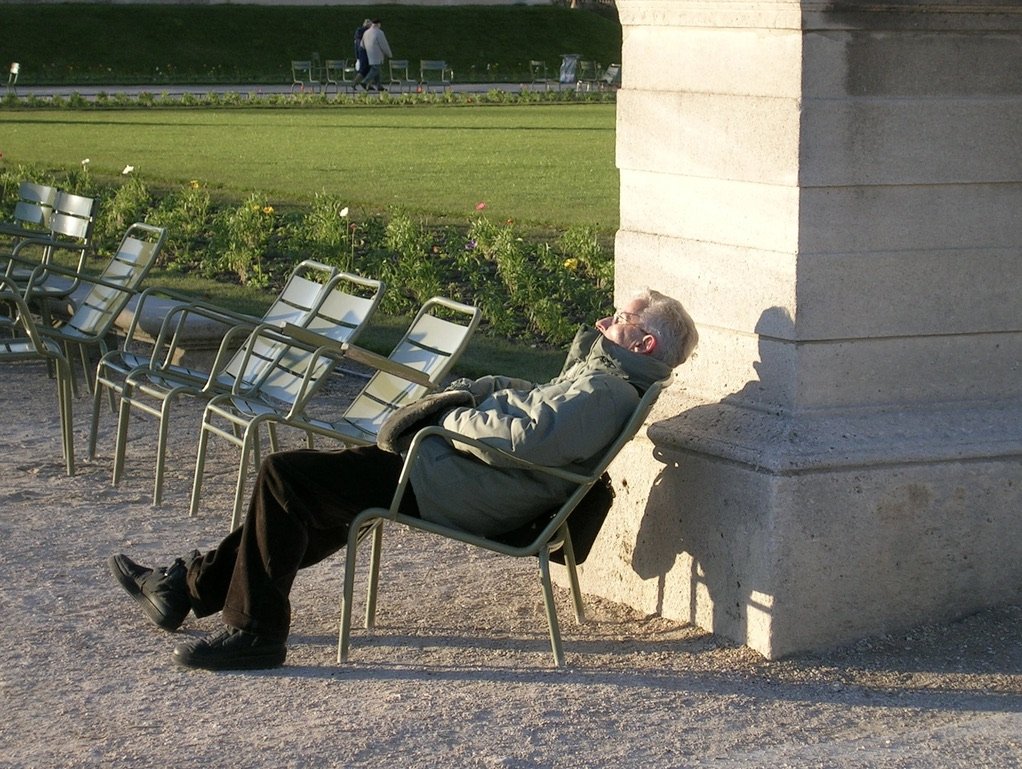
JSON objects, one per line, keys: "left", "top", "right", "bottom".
{"left": 635, "top": 288, "right": 698, "bottom": 368}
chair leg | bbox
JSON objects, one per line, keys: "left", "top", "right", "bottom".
{"left": 152, "top": 399, "right": 174, "bottom": 506}
{"left": 559, "top": 529, "right": 586, "bottom": 624}
{"left": 189, "top": 413, "right": 213, "bottom": 518}
{"left": 62, "top": 341, "right": 81, "bottom": 399}
{"left": 337, "top": 531, "right": 361, "bottom": 663}
{"left": 112, "top": 390, "right": 133, "bottom": 486}
{"left": 88, "top": 374, "right": 107, "bottom": 461}
{"left": 55, "top": 359, "right": 75, "bottom": 476}
{"left": 267, "top": 422, "right": 279, "bottom": 453}
{"left": 76, "top": 344, "right": 95, "bottom": 396}
{"left": 538, "top": 549, "right": 566, "bottom": 667}
{"left": 365, "top": 523, "right": 384, "bottom": 629}
{"left": 230, "top": 425, "right": 257, "bottom": 530}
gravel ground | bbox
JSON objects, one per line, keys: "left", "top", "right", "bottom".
{"left": 2, "top": 361, "right": 1021, "bottom": 769}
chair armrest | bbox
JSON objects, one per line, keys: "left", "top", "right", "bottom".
{"left": 11, "top": 235, "right": 87, "bottom": 262}
{"left": 283, "top": 322, "right": 438, "bottom": 390}
{"left": 21, "top": 261, "right": 122, "bottom": 298}
{"left": 148, "top": 301, "right": 259, "bottom": 375}
{"left": 0, "top": 223, "right": 48, "bottom": 241}
{"left": 0, "top": 275, "right": 50, "bottom": 348}
{"left": 118, "top": 286, "right": 209, "bottom": 353}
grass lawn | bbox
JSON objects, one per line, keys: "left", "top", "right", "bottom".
{"left": 0, "top": 105, "right": 618, "bottom": 231}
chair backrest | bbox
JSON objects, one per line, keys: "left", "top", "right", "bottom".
{"left": 291, "top": 60, "right": 315, "bottom": 86}
{"left": 49, "top": 191, "right": 97, "bottom": 241}
{"left": 60, "top": 223, "right": 166, "bottom": 339}
{"left": 323, "top": 59, "right": 345, "bottom": 84}
{"left": 461, "top": 376, "right": 671, "bottom": 556}
{"left": 389, "top": 59, "right": 410, "bottom": 79}
{"left": 601, "top": 64, "right": 621, "bottom": 87}
{"left": 248, "top": 272, "right": 385, "bottom": 405}
{"left": 9, "top": 181, "right": 58, "bottom": 231}
{"left": 419, "top": 60, "right": 452, "bottom": 84}
{"left": 40, "top": 191, "right": 98, "bottom": 272}
{"left": 520, "top": 377, "right": 670, "bottom": 550}
{"left": 578, "top": 60, "right": 599, "bottom": 81}
{"left": 339, "top": 296, "right": 481, "bottom": 440}
{"left": 217, "top": 260, "right": 337, "bottom": 389}
{"left": 260, "top": 259, "right": 336, "bottom": 328}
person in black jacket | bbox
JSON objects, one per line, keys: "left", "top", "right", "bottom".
{"left": 351, "top": 18, "right": 371, "bottom": 89}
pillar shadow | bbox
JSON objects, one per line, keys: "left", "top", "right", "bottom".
{"left": 631, "top": 306, "right": 795, "bottom": 638}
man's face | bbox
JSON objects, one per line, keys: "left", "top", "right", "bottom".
{"left": 595, "top": 298, "right": 651, "bottom": 353}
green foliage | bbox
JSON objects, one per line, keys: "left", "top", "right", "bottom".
{"left": 146, "top": 181, "right": 214, "bottom": 270}
{"left": 3, "top": 161, "right": 614, "bottom": 347}
{"left": 209, "top": 194, "right": 276, "bottom": 288}
{"left": 2, "top": 4, "right": 620, "bottom": 86}
{"left": 95, "top": 174, "right": 153, "bottom": 252}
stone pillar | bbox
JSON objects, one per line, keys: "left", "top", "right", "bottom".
{"left": 577, "top": 0, "right": 1022, "bottom": 658}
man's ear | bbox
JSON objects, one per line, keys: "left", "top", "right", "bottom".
{"left": 636, "top": 334, "right": 657, "bottom": 355}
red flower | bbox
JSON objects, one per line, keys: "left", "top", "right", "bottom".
{"left": 475, "top": 202, "right": 487, "bottom": 211}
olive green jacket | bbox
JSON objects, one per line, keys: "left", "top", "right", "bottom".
{"left": 409, "top": 327, "right": 673, "bottom": 536}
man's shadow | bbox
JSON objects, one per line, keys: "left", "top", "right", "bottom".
{"left": 630, "top": 306, "right": 795, "bottom": 635}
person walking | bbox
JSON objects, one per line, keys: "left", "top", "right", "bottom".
{"left": 351, "top": 18, "right": 371, "bottom": 88}
{"left": 359, "top": 19, "right": 392, "bottom": 91}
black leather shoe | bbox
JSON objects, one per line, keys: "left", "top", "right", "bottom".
{"left": 108, "top": 551, "right": 197, "bottom": 632}
{"left": 172, "top": 627, "right": 287, "bottom": 671}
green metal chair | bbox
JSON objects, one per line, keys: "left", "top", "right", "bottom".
{"left": 2, "top": 191, "right": 98, "bottom": 320}
{"left": 25, "top": 222, "right": 165, "bottom": 396}
{"left": 418, "top": 60, "right": 453, "bottom": 92}
{"left": 109, "top": 264, "right": 381, "bottom": 507}
{"left": 321, "top": 59, "right": 352, "bottom": 94}
{"left": 191, "top": 296, "right": 481, "bottom": 529}
{"left": 0, "top": 275, "right": 75, "bottom": 475}
{"left": 290, "top": 60, "right": 320, "bottom": 94}
{"left": 387, "top": 60, "right": 417, "bottom": 93}
{"left": 337, "top": 377, "right": 671, "bottom": 667}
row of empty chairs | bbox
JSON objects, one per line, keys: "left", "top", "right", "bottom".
{"left": 82, "top": 260, "right": 482, "bottom": 527}
{"left": 290, "top": 58, "right": 454, "bottom": 94}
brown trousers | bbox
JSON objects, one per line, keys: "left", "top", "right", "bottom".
{"left": 185, "top": 445, "right": 417, "bottom": 640}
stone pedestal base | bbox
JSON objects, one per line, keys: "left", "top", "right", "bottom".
{"left": 569, "top": 396, "right": 1022, "bottom": 659}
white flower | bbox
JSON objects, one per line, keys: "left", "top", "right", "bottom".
{"left": 81, "top": 158, "right": 90, "bottom": 167}
{"left": 122, "top": 165, "right": 134, "bottom": 175}
{"left": 339, "top": 207, "right": 349, "bottom": 218}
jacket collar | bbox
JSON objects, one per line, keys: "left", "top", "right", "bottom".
{"left": 560, "top": 327, "right": 673, "bottom": 393}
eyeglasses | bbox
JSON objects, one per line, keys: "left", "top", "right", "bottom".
{"left": 611, "top": 310, "right": 650, "bottom": 336}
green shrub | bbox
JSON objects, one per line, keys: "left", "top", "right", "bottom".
{"left": 2, "top": 168, "right": 614, "bottom": 347}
